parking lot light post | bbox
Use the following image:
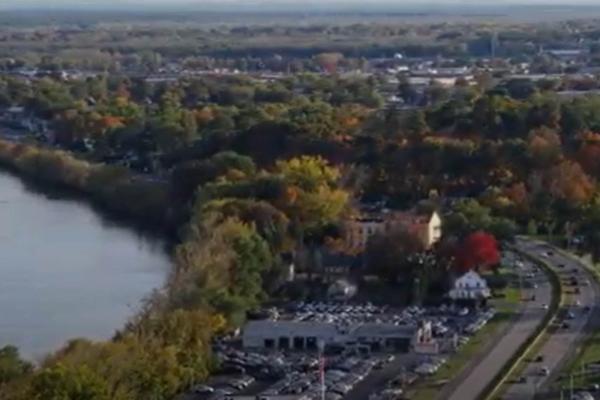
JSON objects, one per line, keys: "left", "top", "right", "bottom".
{"left": 318, "top": 339, "right": 325, "bottom": 400}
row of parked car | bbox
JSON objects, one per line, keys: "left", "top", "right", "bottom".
{"left": 191, "top": 375, "right": 255, "bottom": 397}
{"left": 260, "top": 354, "right": 391, "bottom": 400}
{"left": 414, "top": 356, "right": 448, "bottom": 376}
{"left": 463, "top": 308, "right": 496, "bottom": 335}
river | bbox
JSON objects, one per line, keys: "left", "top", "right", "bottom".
{"left": 0, "top": 172, "right": 170, "bottom": 360}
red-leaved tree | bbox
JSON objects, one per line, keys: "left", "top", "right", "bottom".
{"left": 454, "top": 231, "right": 500, "bottom": 273}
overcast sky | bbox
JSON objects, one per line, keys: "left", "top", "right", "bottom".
{"left": 2, "top": 0, "right": 599, "bottom": 7}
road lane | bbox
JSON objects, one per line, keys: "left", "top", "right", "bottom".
{"left": 502, "top": 240, "right": 600, "bottom": 400}
{"left": 445, "top": 250, "right": 552, "bottom": 400}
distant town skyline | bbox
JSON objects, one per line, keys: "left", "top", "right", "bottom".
{"left": 3, "top": 0, "right": 600, "bottom": 9}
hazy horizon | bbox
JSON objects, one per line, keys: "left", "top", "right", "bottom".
{"left": 4, "top": 0, "right": 600, "bottom": 10}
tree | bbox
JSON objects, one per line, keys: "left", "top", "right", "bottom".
{"left": 366, "top": 228, "right": 425, "bottom": 283}
{"left": 527, "top": 127, "right": 562, "bottom": 167}
{"left": 29, "top": 364, "right": 109, "bottom": 400}
{"left": 314, "top": 53, "right": 344, "bottom": 74}
{"left": 0, "top": 346, "right": 32, "bottom": 386}
{"left": 173, "top": 216, "right": 272, "bottom": 320}
{"left": 454, "top": 231, "right": 500, "bottom": 273}
{"left": 547, "top": 160, "right": 595, "bottom": 205}
{"left": 503, "top": 182, "right": 530, "bottom": 218}
{"left": 403, "top": 110, "right": 429, "bottom": 139}
{"left": 274, "top": 156, "right": 349, "bottom": 231}
{"left": 397, "top": 76, "right": 418, "bottom": 105}
{"left": 171, "top": 151, "right": 256, "bottom": 201}
{"left": 199, "top": 198, "right": 291, "bottom": 252}
{"left": 576, "top": 133, "right": 600, "bottom": 177}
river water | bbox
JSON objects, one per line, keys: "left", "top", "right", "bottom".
{"left": 0, "top": 172, "right": 170, "bottom": 360}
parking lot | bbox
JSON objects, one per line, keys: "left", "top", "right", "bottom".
{"left": 182, "top": 299, "right": 501, "bottom": 400}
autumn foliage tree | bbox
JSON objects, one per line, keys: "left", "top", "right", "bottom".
{"left": 366, "top": 227, "right": 425, "bottom": 283}
{"left": 454, "top": 231, "right": 500, "bottom": 273}
{"left": 547, "top": 160, "right": 595, "bottom": 205}
{"left": 527, "top": 127, "right": 563, "bottom": 167}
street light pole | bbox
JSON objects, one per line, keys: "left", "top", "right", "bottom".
{"left": 570, "top": 373, "right": 574, "bottom": 400}
{"left": 318, "top": 340, "right": 325, "bottom": 400}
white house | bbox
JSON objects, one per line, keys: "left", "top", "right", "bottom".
{"left": 448, "top": 271, "right": 491, "bottom": 301}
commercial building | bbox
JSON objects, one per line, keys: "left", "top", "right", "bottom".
{"left": 242, "top": 320, "right": 418, "bottom": 353}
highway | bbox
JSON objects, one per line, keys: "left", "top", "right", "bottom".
{"left": 501, "top": 239, "right": 600, "bottom": 400}
{"left": 445, "top": 244, "right": 553, "bottom": 400}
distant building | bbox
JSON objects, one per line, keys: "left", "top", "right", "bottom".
{"left": 242, "top": 320, "right": 418, "bottom": 353}
{"left": 546, "top": 49, "right": 586, "bottom": 60}
{"left": 448, "top": 271, "right": 491, "bottom": 301}
{"left": 345, "top": 209, "right": 442, "bottom": 252}
{"left": 407, "top": 76, "right": 473, "bottom": 88}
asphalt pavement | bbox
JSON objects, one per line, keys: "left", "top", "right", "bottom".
{"left": 445, "top": 245, "right": 553, "bottom": 400}
{"left": 501, "top": 239, "right": 600, "bottom": 400}
{"left": 344, "top": 354, "right": 420, "bottom": 400}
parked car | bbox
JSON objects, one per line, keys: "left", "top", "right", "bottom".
{"left": 193, "top": 385, "right": 214, "bottom": 394}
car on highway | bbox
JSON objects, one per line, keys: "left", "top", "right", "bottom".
{"left": 539, "top": 366, "right": 550, "bottom": 376}
{"left": 570, "top": 279, "right": 579, "bottom": 287}
{"left": 534, "top": 355, "right": 544, "bottom": 363}
{"left": 562, "top": 322, "right": 571, "bottom": 329}
{"left": 542, "top": 304, "right": 549, "bottom": 310}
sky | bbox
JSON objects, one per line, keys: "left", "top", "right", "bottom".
{"left": 1, "top": 0, "right": 600, "bottom": 14}
{"left": 2, "top": 0, "right": 599, "bottom": 7}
